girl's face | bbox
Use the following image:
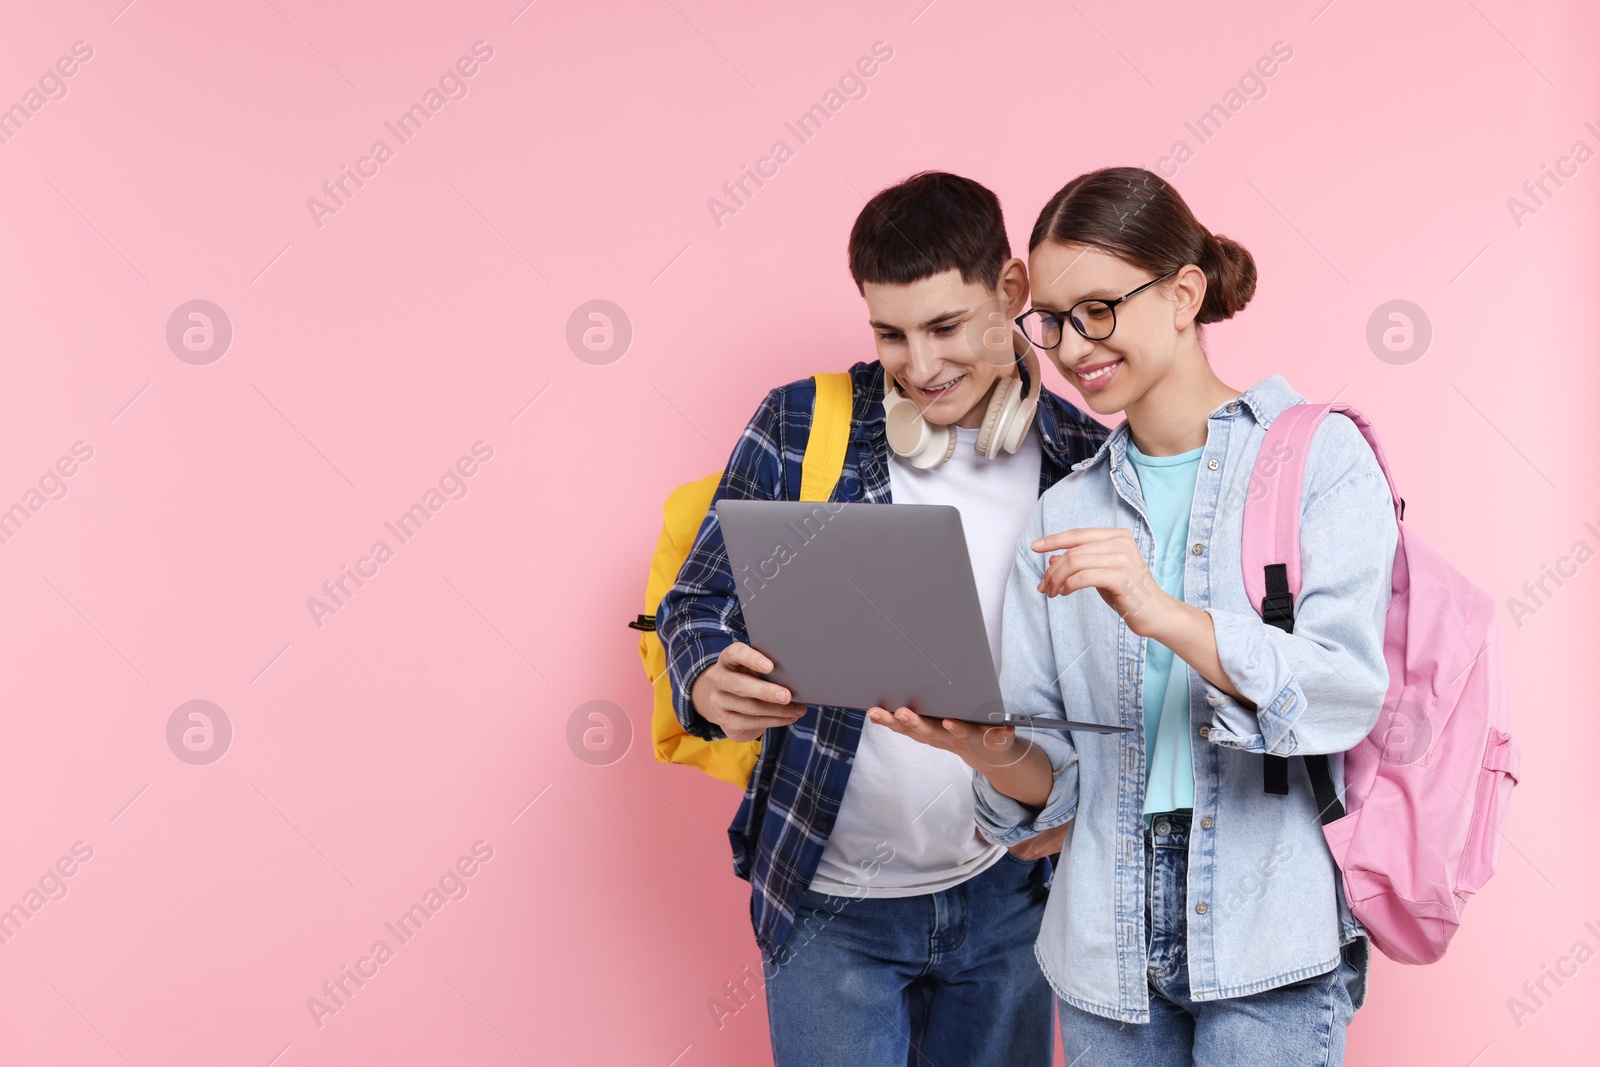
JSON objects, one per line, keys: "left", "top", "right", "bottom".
{"left": 1026, "top": 241, "right": 1188, "bottom": 418}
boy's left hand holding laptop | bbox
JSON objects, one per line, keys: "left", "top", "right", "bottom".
{"left": 690, "top": 641, "right": 803, "bottom": 742}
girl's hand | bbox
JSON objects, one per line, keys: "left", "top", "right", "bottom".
{"left": 866, "top": 706, "right": 1032, "bottom": 772}
{"left": 1033, "top": 527, "right": 1176, "bottom": 639}
{"left": 1000, "top": 821, "right": 1068, "bottom": 860}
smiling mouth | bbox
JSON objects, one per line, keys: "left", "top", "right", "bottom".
{"left": 913, "top": 374, "right": 964, "bottom": 398}
{"left": 1068, "top": 357, "right": 1123, "bottom": 393}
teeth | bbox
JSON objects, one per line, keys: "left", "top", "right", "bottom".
{"left": 921, "top": 376, "right": 961, "bottom": 392}
{"left": 1078, "top": 362, "right": 1118, "bottom": 381}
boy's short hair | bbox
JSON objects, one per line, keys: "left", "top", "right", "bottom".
{"left": 847, "top": 171, "right": 1010, "bottom": 293}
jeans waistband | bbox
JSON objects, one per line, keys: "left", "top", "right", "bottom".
{"left": 1145, "top": 810, "right": 1191, "bottom": 849}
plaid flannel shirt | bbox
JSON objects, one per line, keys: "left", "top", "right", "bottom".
{"left": 655, "top": 359, "right": 1108, "bottom": 955}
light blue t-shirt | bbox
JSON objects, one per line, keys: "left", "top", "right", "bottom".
{"left": 1124, "top": 438, "right": 1204, "bottom": 817}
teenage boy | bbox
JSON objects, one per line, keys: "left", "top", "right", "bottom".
{"left": 656, "top": 172, "right": 1108, "bottom": 1065}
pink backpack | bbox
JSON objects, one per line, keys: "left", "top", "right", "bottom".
{"left": 1241, "top": 403, "right": 1520, "bottom": 966}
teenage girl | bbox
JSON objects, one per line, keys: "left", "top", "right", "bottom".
{"left": 871, "top": 166, "right": 1397, "bottom": 1066}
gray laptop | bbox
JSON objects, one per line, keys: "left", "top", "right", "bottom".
{"left": 715, "top": 499, "right": 1130, "bottom": 734}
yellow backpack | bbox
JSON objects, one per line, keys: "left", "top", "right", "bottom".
{"left": 630, "top": 372, "right": 854, "bottom": 789}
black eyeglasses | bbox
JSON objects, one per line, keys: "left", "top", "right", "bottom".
{"left": 1014, "top": 270, "right": 1178, "bottom": 348}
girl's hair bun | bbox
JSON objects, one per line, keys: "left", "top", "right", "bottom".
{"left": 1199, "top": 233, "right": 1257, "bottom": 324}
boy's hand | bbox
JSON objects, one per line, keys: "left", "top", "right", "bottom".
{"left": 867, "top": 706, "right": 1033, "bottom": 772}
{"left": 690, "top": 642, "right": 803, "bottom": 742}
{"left": 1032, "top": 527, "right": 1177, "bottom": 638}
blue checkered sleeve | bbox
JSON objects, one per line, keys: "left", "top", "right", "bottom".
{"left": 656, "top": 386, "right": 792, "bottom": 741}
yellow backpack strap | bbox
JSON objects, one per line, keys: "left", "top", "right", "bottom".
{"left": 798, "top": 372, "right": 853, "bottom": 503}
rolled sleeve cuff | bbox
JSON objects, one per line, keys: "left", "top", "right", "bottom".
{"left": 973, "top": 748, "right": 1080, "bottom": 846}
{"left": 670, "top": 636, "right": 733, "bottom": 742}
{"left": 1203, "top": 608, "right": 1304, "bottom": 755}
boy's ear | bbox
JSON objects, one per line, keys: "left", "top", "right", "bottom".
{"left": 997, "top": 256, "right": 1030, "bottom": 318}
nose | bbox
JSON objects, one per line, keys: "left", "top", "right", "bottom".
{"left": 1056, "top": 327, "right": 1097, "bottom": 366}
{"left": 902, "top": 336, "right": 941, "bottom": 382}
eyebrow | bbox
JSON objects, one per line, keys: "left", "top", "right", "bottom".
{"left": 868, "top": 307, "right": 971, "bottom": 331}
{"left": 1032, "top": 288, "right": 1118, "bottom": 313}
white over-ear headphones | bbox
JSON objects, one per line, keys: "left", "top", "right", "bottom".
{"left": 881, "top": 331, "right": 1041, "bottom": 470}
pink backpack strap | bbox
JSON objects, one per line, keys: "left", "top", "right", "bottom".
{"left": 1240, "top": 400, "right": 1405, "bottom": 810}
{"left": 1240, "top": 403, "right": 1319, "bottom": 614}
{"left": 1241, "top": 402, "right": 1404, "bottom": 611}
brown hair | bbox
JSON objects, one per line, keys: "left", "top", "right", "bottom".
{"left": 849, "top": 171, "right": 1010, "bottom": 292}
{"left": 1029, "top": 167, "right": 1256, "bottom": 324}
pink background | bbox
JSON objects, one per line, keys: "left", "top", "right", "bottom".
{"left": 0, "top": 1, "right": 1595, "bottom": 1064}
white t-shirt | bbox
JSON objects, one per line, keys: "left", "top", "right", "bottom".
{"left": 808, "top": 421, "right": 1044, "bottom": 897}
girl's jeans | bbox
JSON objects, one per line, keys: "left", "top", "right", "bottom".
{"left": 1059, "top": 811, "right": 1368, "bottom": 1067}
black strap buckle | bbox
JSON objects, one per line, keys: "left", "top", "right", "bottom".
{"left": 1261, "top": 563, "right": 1296, "bottom": 635}
{"left": 1261, "top": 563, "right": 1295, "bottom": 798}
{"left": 1263, "top": 755, "right": 1289, "bottom": 795}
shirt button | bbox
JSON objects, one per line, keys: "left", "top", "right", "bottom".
{"left": 1196, "top": 901, "right": 1209, "bottom": 914}
{"left": 1208, "top": 459, "right": 1220, "bottom": 470}
{"left": 1226, "top": 402, "right": 1239, "bottom": 413}
{"left": 1198, "top": 725, "right": 1211, "bottom": 739}
{"left": 1201, "top": 816, "right": 1214, "bottom": 829}
{"left": 1192, "top": 543, "right": 1204, "bottom": 555}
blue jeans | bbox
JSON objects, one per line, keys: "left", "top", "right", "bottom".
{"left": 1058, "top": 812, "right": 1368, "bottom": 1066}
{"left": 764, "top": 851, "right": 1054, "bottom": 1066}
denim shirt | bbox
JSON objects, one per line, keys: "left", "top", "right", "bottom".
{"left": 974, "top": 375, "right": 1398, "bottom": 1024}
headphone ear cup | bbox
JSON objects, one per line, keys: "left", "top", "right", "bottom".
{"left": 975, "top": 377, "right": 1024, "bottom": 459}
{"left": 899, "top": 417, "right": 957, "bottom": 468}
{"left": 883, "top": 379, "right": 958, "bottom": 469}
{"left": 1001, "top": 391, "right": 1039, "bottom": 454}
{"left": 886, "top": 399, "right": 930, "bottom": 455}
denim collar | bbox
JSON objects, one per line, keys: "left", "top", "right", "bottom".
{"left": 1068, "top": 374, "right": 1306, "bottom": 475}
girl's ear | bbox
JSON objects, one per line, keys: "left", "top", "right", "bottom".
{"left": 1170, "top": 263, "right": 1208, "bottom": 331}
{"left": 997, "top": 256, "right": 1031, "bottom": 318}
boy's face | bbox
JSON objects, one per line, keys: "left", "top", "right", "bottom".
{"left": 863, "top": 260, "right": 1029, "bottom": 429}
